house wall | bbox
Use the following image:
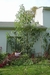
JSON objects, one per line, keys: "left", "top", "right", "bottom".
{"left": 0, "top": 22, "right": 15, "bottom": 53}
{"left": 0, "top": 30, "right": 13, "bottom": 53}
{"left": 33, "top": 34, "right": 44, "bottom": 57}
{"left": 35, "top": 7, "right": 43, "bottom": 26}
{"left": 43, "top": 10, "right": 50, "bottom": 27}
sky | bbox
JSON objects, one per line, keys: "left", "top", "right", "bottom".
{"left": 0, "top": 0, "right": 50, "bottom": 22}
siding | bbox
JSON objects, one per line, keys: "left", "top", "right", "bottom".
{"left": 0, "top": 22, "right": 15, "bottom": 53}
{"left": 43, "top": 10, "right": 50, "bottom": 28}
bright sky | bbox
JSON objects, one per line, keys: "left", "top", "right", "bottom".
{"left": 0, "top": 0, "right": 50, "bottom": 22}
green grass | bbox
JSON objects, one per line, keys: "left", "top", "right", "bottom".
{"left": 0, "top": 64, "right": 50, "bottom": 75}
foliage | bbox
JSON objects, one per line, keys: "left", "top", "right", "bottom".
{"left": 7, "top": 32, "right": 22, "bottom": 52}
{"left": 47, "top": 55, "right": 50, "bottom": 60}
{"left": 47, "top": 44, "right": 50, "bottom": 55}
{"left": 42, "top": 32, "right": 49, "bottom": 51}
{"left": 11, "top": 53, "right": 29, "bottom": 66}
{"left": 42, "top": 32, "right": 50, "bottom": 57}
{"left": 7, "top": 4, "right": 47, "bottom": 56}
{"left": 32, "top": 57, "right": 42, "bottom": 64}
{"left": 14, "top": 4, "right": 44, "bottom": 55}
{"left": 23, "top": 58, "right": 33, "bottom": 66}
{"left": 0, "top": 53, "right": 7, "bottom": 63}
{"left": 31, "top": 6, "right": 38, "bottom": 17}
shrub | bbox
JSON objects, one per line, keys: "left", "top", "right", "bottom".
{"left": 23, "top": 59, "right": 33, "bottom": 66}
{"left": 32, "top": 58, "right": 38, "bottom": 64}
{"left": 11, "top": 53, "right": 29, "bottom": 66}
{"left": 32, "top": 57, "right": 43, "bottom": 64}
{"left": 0, "top": 53, "right": 7, "bottom": 63}
{"left": 47, "top": 55, "right": 50, "bottom": 60}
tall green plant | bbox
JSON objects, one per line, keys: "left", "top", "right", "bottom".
{"left": 15, "top": 4, "right": 44, "bottom": 54}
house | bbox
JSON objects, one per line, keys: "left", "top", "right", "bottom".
{"left": 0, "top": 22, "right": 15, "bottom": 53}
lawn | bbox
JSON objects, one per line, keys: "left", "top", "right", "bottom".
{"left": 0, "top": 64, "right": 50, "bottom": 75}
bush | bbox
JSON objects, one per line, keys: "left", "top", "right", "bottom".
{"left": 0, "top": 53, "right": 7, "bottom": 63}
{"left": 11, "top": 53, "right": 29, "bottom": 66}
{"left": 32, "top": 58, "right": 38, "bottom": 64}
{"left": 48, "top": 55, "right": 50, "bottom": 60}
{"left": 23, "top": 59, "right": 33, "bottom": 66}
{"left": 32, "top": 57, "right": 43, "bottom": 64}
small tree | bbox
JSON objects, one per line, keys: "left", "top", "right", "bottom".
{"left": 15, "top": 4, "right": 43, "bottom": 55}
